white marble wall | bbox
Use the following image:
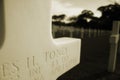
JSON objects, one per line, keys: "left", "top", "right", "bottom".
{"left": 0, "top": 0, "right": 81, "bottom": 80}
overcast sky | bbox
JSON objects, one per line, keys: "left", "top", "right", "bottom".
{"left": 52, "top": 0, "right": 120, "bottom": 17}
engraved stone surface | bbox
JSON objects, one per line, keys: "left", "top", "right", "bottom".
{"left": 27, "top": 56, "right": 44, "bottom": 80}
{"left": 0, "top": 62, "right": 20, "bottom": 80}
{"left": 0, "top": 0, "right": 81, "bottom": 80}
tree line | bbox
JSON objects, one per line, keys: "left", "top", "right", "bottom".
{"left": 52, "top": 3, "right": 120, "bottom": 30}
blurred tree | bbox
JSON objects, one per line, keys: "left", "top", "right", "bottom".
{"left": 74, "top": 10, "right": 94, "bottom": 28}
{"left": 98, "top": 3, "right": 120, "bottom": 30}
{"left": 52, "top": 14, "right": 66, "bottom": 22}
{"left": 68, "top": 16, "right": 77, "bottom": 23}
{"left": 52, "top": 14, "right": 66, "bottom": 27}
{"left": 52, "top": 3, "right": 120, "bottom": 30}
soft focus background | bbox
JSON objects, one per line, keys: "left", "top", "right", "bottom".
{"left": 52, "top": 0, "right": 120, "bottom": 80}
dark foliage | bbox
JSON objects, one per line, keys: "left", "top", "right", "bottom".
{"left": 52, "top": 3, "right": 120, "bottom": 30}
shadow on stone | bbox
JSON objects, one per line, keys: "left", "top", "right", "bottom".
{"left": 0, "top": 0, "right": 5, "bottom": 49}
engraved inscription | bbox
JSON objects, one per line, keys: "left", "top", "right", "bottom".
{"left": 51, "top": 56, "right": 78, "bottom": 75}
{"left": 45, "top": 48, "right": 67, "bottom": 62}
{"left": 27, "top": 56, "right": 44, "bottom": 80}
{"left": 0, "top": 65, "right": 3, "bottom": 80}
{"left": 50, "top": 54, "right": 70, "bottom": 74}
{"left": 0, "top": 47, "right": 74, "bottom": 80}
{"left": 0, "top": 62, "right": 20, "bottom": 80}
{"left": 47, "top": 47, "right": 78, "bottom": 75}
{"left": 62, "top": 57, "right": 78, "bottom": 70}
{"left": 46, "top": 48, "right": 69, "bottom": 75}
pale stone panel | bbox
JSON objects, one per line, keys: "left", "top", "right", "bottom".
{"left": 0, "top": 0, "right": 81, "bottom": 80}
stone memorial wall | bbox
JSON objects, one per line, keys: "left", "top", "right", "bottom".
{"left": 0, "top": 0, "right": 81, "bottom": 80}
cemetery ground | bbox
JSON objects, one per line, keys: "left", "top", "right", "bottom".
{"left": 57, "top": 35, "right": 120, "bottom": 80}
